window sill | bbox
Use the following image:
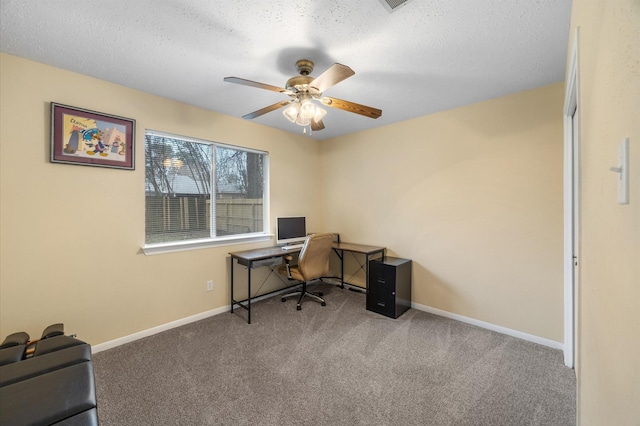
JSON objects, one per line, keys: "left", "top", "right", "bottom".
{"left": 142, "top": 233, "right": 273, "bottom": 256}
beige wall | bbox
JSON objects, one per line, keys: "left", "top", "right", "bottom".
{"left": 0, "top": 53, "right": 565, "bottom": 348}
{"left": 321, "top": 83, "right": 565, "bottom": 342}
{"left": 568, "top": 1, "right": 640, "bottom": 424}
{"left": 0, "top": 53, "right": 322, "bottom": 345}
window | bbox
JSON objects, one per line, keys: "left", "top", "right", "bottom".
{"left": 144, "top": 130, "right": 268, "bottom": 252}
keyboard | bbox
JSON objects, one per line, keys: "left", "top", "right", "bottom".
{"left": 281, "top": 243, "right": 304, "bottom": 251}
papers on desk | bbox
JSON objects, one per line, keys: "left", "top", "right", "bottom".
{"left": 281, "top": 243, "right": 304, "bottom": 251}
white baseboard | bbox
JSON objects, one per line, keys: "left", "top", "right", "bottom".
{"left": 91, "top": 289, "right": 292, "bottom": 353}
{"left": 93, "top": 292, "right": 563, "bottom": 354}
{"left": 92, "top": 306, "right": 229, "bottom": 353}
{"left": 411, "top": 302, "right": 563, "bottom": 350}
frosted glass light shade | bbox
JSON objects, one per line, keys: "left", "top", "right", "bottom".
{"left": 313, "top": 107, "right": 327, "bottom": 121}
{"left": 295, "top": 115, "right": 311, "bottom": 126}
{"left": 299, "top": 99, "right": 316, "bottom": 119}
{"left": 283, "top": 103, "right": 300, "bottom": 122}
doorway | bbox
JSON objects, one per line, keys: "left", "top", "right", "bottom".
{"left": 563, "top": 30, "right": 580, "bottom": 369}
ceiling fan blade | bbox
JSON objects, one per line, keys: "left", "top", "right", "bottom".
{"left": 224, "top": 77, "right": 290, "bottom": 94}
{"left": 311, "top": 118, "right": 325, "bottom": 131}
{"left": 310, "top": 63, "right": 355, "bottom": 93}
{"left": 320, "top": 96, "right": 382, "bottom": 119}
{"left": 242, "top": 100, "right": 293, "bottom": 119}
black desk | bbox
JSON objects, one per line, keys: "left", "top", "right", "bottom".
{"left": 331, "top": 242, "right": 386, "bottom": 291}
{"left": 229, "top": 242, "right": 385, "bottom": 323}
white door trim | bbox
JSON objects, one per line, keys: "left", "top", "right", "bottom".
{"left": 563, "top": 28, "right": 580, "bottom": 369}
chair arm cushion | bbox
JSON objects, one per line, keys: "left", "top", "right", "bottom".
{"left": 33, "top": 335, "right": 85, "bottom": 357}
{"left": 0, "top": 343, "right": 92, "bottom": 387}
{"left": 41, "top": 323, "right": 65, "bottom": 340}
{"left": 0, "top": 345, "right": 27, "bottom": 366}
{"left": 51, "top": 407, "right": 98, "bottom": 426}
{"left": 0, "top": 361, "right": 96, "bottom": 426}
{"left": 0, "top": 331, "right": 30, "bottom": 349}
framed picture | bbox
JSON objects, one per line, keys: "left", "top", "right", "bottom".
{"left": 50, "top": 103, "right": 135, "bottom": 170}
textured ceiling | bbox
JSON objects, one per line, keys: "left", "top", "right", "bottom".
{"left": 0, "top": 0, "right": 572, "bottom": 140}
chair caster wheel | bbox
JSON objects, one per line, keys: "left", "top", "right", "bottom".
{"left": 321, "top": 302, "right": 326, "bottom": 306}
{"left": 297, "top": 306, "right": 302, "bottom": 311}
{"left": 281, "top": 298, "right": 286, "bottom": 302}
{"left": 318, "top": 292, "right": 323, "bottom": 297}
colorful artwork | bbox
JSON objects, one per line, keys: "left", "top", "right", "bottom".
{"left": 51, "top": 103, "right": 135, "bottom": 170}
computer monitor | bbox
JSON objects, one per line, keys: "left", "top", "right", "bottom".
{"left": 276, "top": 216, "right": 306, "bottom": 245}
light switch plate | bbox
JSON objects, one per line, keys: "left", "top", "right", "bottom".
{"left": 617, "top": 138, "right": 629, "bottom": 205}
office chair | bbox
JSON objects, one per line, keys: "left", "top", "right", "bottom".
{"left": 278, "top": 233, "right": 334, "bottom": 310}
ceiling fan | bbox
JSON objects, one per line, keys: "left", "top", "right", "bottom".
{"left": 224, "top": 59, "right": 382, "bottom": 132}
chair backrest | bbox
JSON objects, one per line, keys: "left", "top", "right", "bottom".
{"left": 297, "top": 233, "right": 334, "bottom": 281}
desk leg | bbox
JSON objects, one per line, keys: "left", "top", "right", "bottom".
{"left": 230, "top": 257, "right": 234, "bottom": 313}
{"left": 230, "top": 256, "right": 252, "bottom": 324}
{"left": 330, "top": 248, "right": 346, "bottom": 289}
{"left": 364, "top": 249, "right": 385, "bottom": 294}
{"left": 365, "top": 253, "right": 370, "bottom": 294}
{"left": 247, "top": 263, "right": 252, "bottom": 324}
{"left": 339, "top": 250, "right": 345, "bottom": 289}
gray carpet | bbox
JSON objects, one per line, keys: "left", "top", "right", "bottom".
{"left": 93, "top": 282, "right": 576, "bottom": 425}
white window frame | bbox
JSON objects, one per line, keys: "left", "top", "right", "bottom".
{"left": 142, "top": 130, "right": 271, "bottom": 255}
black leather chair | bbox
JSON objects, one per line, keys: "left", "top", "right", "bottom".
{"left": 0, "top": 327, "right": 98, "bottom": 426}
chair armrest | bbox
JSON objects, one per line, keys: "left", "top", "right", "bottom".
{"left": 0, "top": 361, "right": 96, "bottom": 426}
{"left": 0, "top": 343, "right": 92, "bottom": 387}
{"left": 0, "top": 345, "right": 26, "bottom": 366}
{"left": 40, "top": 323, "right": 64, "bottom": 340}
{"left": 0, "top": 332, "right": 30, "bottom": 349}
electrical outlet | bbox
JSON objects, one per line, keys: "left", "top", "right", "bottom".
{"left": 206, "top": 280, "right": 213, "bottom": 292}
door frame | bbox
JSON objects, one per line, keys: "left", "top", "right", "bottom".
{"left": 562, "top": 28, "right": 580, "bottom": 369}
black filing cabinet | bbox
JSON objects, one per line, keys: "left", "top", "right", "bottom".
{"left": 367, "top": 257, "right": 412, "bottom": 319}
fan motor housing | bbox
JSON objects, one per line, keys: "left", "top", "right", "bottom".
{"left": 285, "top": 75, "right": 314, "bottom": 92}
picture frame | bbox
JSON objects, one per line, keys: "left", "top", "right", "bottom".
{"left": 50, "top": 103, "right": 135, "bottom": 170}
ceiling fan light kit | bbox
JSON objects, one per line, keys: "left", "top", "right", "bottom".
{"left": 282, "top": 95, "right": 327, "bottom": 128}
{"left": 224, "top": 59, "right": 382, "bottom": 133}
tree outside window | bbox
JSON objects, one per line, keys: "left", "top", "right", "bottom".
{"left": 145, "top": 132, "right": 266, "bottom": 244}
